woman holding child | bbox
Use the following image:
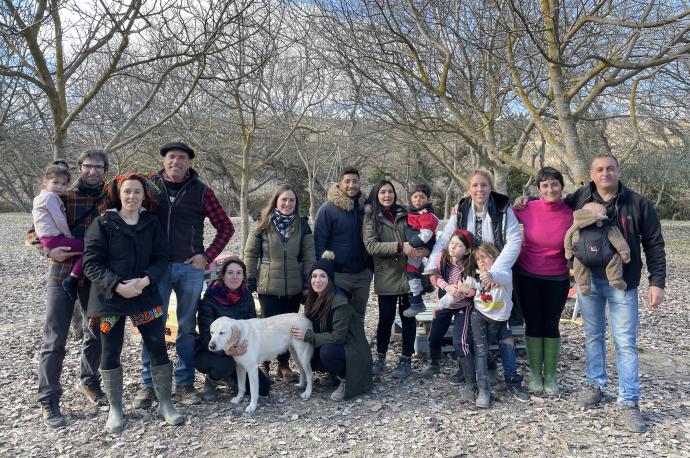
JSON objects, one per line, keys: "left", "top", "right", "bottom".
{"left": 512, "top": 167, "right": 573, "bottom": 396}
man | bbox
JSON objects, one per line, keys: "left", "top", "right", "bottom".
{"left": 38, "top": 150, "right": 109, "bottom": 427}
{"left": 134, "top": 142, "right": 234, "bottom": 407}
{"left": 313, "top": 167, "right": 372, "bottom": 320}
{"left": 517, "top": 154, "right": 665, "bottom": 432}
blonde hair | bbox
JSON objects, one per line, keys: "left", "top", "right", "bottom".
{"left": 468, "top": 242, "right": 500, "bottom": 276}
{"left": 468, "top": 169, "right": 494, "bottom": 191}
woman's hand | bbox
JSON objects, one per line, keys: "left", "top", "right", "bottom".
{"left": 128, "top": 276, "right": 150, "bottom": 291}
{"left": 226, "top": 340, "right": 248, "bottom": 356}
{"left": 291, "top": 326, "right": 306, "bottom": 341}
{"left": 116, "top": 280, "right": 142, "bottom": 298}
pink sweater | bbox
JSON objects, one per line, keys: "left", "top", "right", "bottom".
{"left": 514, "top": 199, "right": 573, "bottom": 276}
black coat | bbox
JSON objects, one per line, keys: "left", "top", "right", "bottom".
{"left": 196, "top": 288, "right": 257, "bottom": 351}
{"left": 565, "top": 181, "right": 666, "bottom": 290}
{"left": 83, "top": 210, "right": 168, "bottom": 317}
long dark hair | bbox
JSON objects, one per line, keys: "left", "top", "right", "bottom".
{"left": 215, "top": 257, "right": 247, "bottom": 289}
{"left": 254, "top": 184, "right": 300, "bottom": 235}
{"left": 366, "top": 179, "right": 400, "bottom": 228}
{"left": 100, "top": 172, "right": 156, "bottom": 213}
{"left": 303, "top": 275, "right": 335, "bottom": 330}
{"left": 440, "top": 230, "right": 474, "bottom": 275}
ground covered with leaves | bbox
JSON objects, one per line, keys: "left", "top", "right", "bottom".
{"left": 0, "top": 214, "right": 688, "bottom": 457}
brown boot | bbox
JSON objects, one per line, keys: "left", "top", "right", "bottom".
{"left": 277, "top": 362, "right": 299, "bottom": 383}
{"left": 260, "top": 362, "right": 271, "bottom": 378}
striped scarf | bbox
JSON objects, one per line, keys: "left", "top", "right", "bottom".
{"left": 271, "top": 208, "right": 296, "bottom": 241}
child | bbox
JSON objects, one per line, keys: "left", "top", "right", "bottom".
{"left": 32, "top": 164, "right": 84, "bottom": 300}
{"left": 402, "top": 183, "right": 439, "bottom": 317}
{"left": 564, "top": 202, "right": 631, "bottom": 295}
{"left": 423, "top": 229, "right": 476, "bottom": 402}
{"left": 465, "top": 242, "right": 529, "bottom": 408}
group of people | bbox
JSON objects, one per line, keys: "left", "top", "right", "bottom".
{"left": 30, "top": 146, "right": 666, "bottom": 435}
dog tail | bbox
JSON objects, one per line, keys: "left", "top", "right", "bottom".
{"left": 321, "top": 250, "right": 335, "bottom": 261}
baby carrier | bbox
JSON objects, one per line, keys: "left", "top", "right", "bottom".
{"left": 573, "top": 221, "right": 615, "bottom": 268}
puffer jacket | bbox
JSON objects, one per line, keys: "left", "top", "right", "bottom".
{"left": 362, "top": 204, "right": 409, "bottom": 296}
{"left": 83, "top": 209, "right": 168, "bottom": 317}
{"left": 244, "top": 216, "right": 315, "bottom": 296}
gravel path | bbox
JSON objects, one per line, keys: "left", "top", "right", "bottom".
{"left": 1, "top": 213, "right": 688, "bottom": 457}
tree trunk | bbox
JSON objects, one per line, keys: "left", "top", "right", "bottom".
{"left": 239, "top": 143, "right": 251, "bottom": 256}
{"left": 493, "top": 166, "right": 509, "bottom": 195}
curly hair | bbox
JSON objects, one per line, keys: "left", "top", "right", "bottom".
{"left": 100, "top": 172, "right": 157, "bottom": 213}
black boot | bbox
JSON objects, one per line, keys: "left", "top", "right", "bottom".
{"left": 421, "top": 347, "right": 441, "bottom": 378}
{"left": 458, "top": 357, "right": 475, "bottom": 403}
{"left": 475, "top": 355, "right": 491, "bottom": 408}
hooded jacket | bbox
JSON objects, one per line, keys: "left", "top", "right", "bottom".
{"left": 564, "top": 181, "right": 665, "bottom": 290}
{"left": 83, "top": 210, "right": 168, "bottom": 317}
{"left": 313, "top": 184, "right": 370, "bottom": 274}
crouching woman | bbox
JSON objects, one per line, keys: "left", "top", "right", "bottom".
{"left": 291, "top": 252, "right": 373, "bottom": 401}
{"left": 195, "top": 257, "right": 270, "bottom": 401}
{"left": 83, "top": 173, "right": 183, "bottom": 433}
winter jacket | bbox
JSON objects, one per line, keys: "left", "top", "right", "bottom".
{"left": 564, "top": 181, "right": 666, "bottom": 290}
{"left": 313, "top": 185, "right": 370, "bottom": 274}
{"left": 196, "top": 287, "right": 257, "bottom": 352}
{"left": 362, "top": 204, "right": 410, "bottom": 295}
{"left": 405, "top": 204, "right": 439, "bottom": 251}
{"left": 427, "top": 192, "right": 522, "bottom": 277}
{"left": 83, "top": 210, "right": 168, "bottom": 317}
{"left": 244, "top": 216, "right": 315, "bottom": 297}
{"left": 303, "top": 290, "right": 373, "bottom": 399}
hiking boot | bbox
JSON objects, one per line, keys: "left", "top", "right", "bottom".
{"left": 132, "top": 386, "right": 156, "bottom": 409}
{"left": 319, "top": 372, "right": 337, "bottom": 387}
{"left": 330, "top": 377, "right": 347, "bottom": 402}
{"left": 449, "top": 369, "right": 465, "bottom": 385}
{"left": 421, "top": 348, "right": 441, "bottom": 379}
{"left": 75, "top": 381, "right": 108, "bottom": 406}
{"left": 619, "top": 405, "right": 647, "bottom": 433}
{"left": 276, "top": 365, "right": 299, "bottom": 383}
{"left": 372, "top": 353, "right": 386, "bottom": 375}
{"left": 403, "top": 295, "right": 426, "bottom": 317}
{"left": 201, "top": 376, "right": 219, "bottom": 402}
{"left": 390, "top": 356, "right": 412, "bottom": 379}
{"left": 61, "top": 275, "right": 79, "bottom": 301}
{"left": 176, "top": 384, "right": 202, "bottom": 406}
{"left": 260, "top": 362, "right": 271, "bottom": 378}
{"left": 507, "top": 382, "right": 530, "bottom": 403}
{"left": 41, "top": 400, "right": 66, "bottom": 428}
{"left": 576, "top": 385, "right": 604, "bottom": 409}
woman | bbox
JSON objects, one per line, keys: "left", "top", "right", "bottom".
{"left": 195, "top": 257, "right": 270, "bottom": 401}
{"left": 512, "top": 167, "right": 573, "bottom": 396}
{"left": 83, "top": 173, "right": 183, "bottom": 433}
{"left": 363, "top": 180, "right": 423, "bottom": 379}
{"left": 291, "top": 252, "right": 373, "bottom": 401}
{"left": 427, "top": 170, "right": 523, "bottom": 393}
{"left": 244, "top": 184, "right": 315, "bottom": 382}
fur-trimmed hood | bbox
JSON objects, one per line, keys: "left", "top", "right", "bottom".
{"left": 572, "top": 208, "right": 607, "bottom": 229}
{"left": 327, "top": 184, "right": 365, "bottom": 212}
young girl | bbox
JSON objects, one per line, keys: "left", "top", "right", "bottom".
{"left": 424, "top": 229, "right": 476, "bottom": 401}
{"left": 32, "top": 164, "right": 84, "bottom": 300}
{"left": 465, "top": 242, "right": 529, "bottom": 408}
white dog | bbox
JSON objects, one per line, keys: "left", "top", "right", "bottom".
{"left": 208, "top": 313, "right": 314, "bottom": 413}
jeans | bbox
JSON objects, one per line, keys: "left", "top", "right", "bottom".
{"left": 141, "top": 262, "right": 205, "bottom": 386}
{"left": 37, "top": 280, "right": 101, "bottom": 403}
{"left": 471, "top": 309, "right": 519, "bottom": 382}
{"left": 577, "top": 276, "right": 640, "bottom": 406}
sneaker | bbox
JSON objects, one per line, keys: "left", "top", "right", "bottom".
{"left": 132, "top": 386, "right": 156, "bottom": 409}
{"left": 372, "top": 353, "right": 386, "bottom": 375}
{"left": 403, "top": 296, "right": 426, "bottom": 318}
{"left": 506, "top": 383, "right": 530, "bottom": 403}
{"left": 176, "top": 384, "right": 202, "bottom": 405}
{"left": 619, "top": 405, "right": 647, "bottom": 433}
{"left": 390, "top": 356, "right": 412, "bottom": 379}
{"left": 330, "top": 378, "right": 346, "bottom": 402}
{"left": 41, "top": 400, "right": 67, "bottom": 428}
{"left": 75, "top": 381, "right": 108, "bottom": 406}
{"left": 576, "top": 385, "right": 604, "bottom": 409}
{"left": 61, "top": 275, "right": 79, "bottom": 301}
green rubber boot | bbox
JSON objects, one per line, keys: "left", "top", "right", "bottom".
{"left": 151, "top": 362, "right": 185, "bottom": 426}
{"left": 101, "top": 366, "right": 125, "bottom": 433}
{"left": 525, "top": 336, "right": 544, "bottom": 394}
{"left": 543, "top": 337, "right": 561, "bottom": 396}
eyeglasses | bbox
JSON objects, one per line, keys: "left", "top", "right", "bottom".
{"left": 81, "top": 164, "right": 105, "bottom": 171}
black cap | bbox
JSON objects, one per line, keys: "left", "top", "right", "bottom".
{"left": 160, "top": 142, "right": 195, "bottom": 159}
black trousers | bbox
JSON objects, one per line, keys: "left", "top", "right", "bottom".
{"left": 376, "top": 294, "right": 415, "bottom": 357}
{"left": 258, "top": 293, "right": 302, "bottom": 366}
{"left": 195, "top": 350, "right": 271, "bottom": 396}
{"left": 100, "top": 315, "right": 168, "bottom": 370}
{"left": 311, "top": 343, "right": 347, "bottom": 378}
{"left": 516, "top": 272, "right": 569, "bottom": 338}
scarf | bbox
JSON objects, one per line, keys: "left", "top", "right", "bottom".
{"left": 272, "top": 208, "right": 296, "bottom": 241}
{"left": 206, "top": 280, "right": 245, "bottom": 305}
{"left": 72, "top": 176, "right": 104, "bottom": 196}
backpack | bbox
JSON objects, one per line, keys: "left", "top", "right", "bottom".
{"left": 573, "top": 221, "right": 615, "bottom": 268}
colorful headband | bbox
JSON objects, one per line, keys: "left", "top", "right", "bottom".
{"left": 104, "top": 172, "right": 160, "bottom": 196}
{"left": 452, "top": 229, "right": 474, "bottom": 248}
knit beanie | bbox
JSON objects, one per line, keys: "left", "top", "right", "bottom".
{"left": 309, "top": 250, "right": 336, "bottom": 284}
